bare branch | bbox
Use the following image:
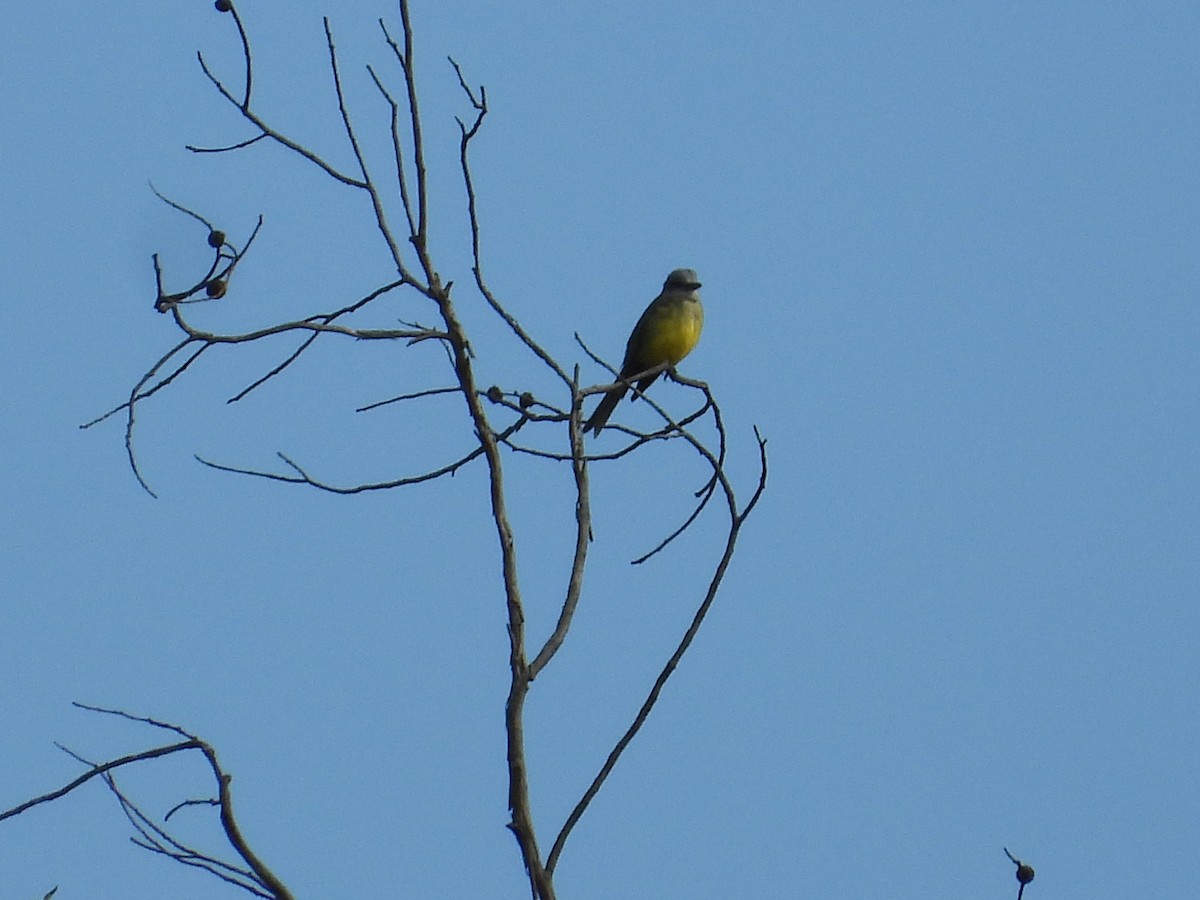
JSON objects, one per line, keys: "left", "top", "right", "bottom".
{"left": 187, "top": 133, "right": 268, "bottom": 153}
{"left": 366, "top": 62, "right": 420, "bottom": 237}
{"left": 0, "top": 740, "right": 199, "bottom": 824}
{"left": 67, "top": 6, "right": 770, "bottom": 898}
{"left": 547, "top": 426, "right": 768, "bottom": 873}
{"left": 452, "top": 58, "right": 570, "bottom": 387}
{"left": 356, "top": 385, "right": 460, "bottom": 413}
{"left": 166, "top": 305, "right": 443, "bottom": 345}
{"left": 149, "top": 182, "right": 219, "bottom": 231}
{"left": 226, "top": 278, "right": 408, "bottom": 403}
{"left": 195, "top": 411, "right": 529, "bottom": 494}
{"left": 228, "top": 2, "right": 254, "bottom": 110}
{"left": 195, "top": 51, "right": 365, "bottom": 188}
{"left": 81, "top": 339, "right": 207, "bottom": 431}
{"left": 54, "top": 704, "right": 296, "bottom": 900}
{"left": 123, "top": 339, "right": 213, "bottom": 497}
{"left": 321, "top": 18, "right": 412, "bottom": 279}
{"left": 528, "top": 368, "right": 591, "bottom": 679}
{"left": 99, "top": 770, "right": 270, "bottom": 898}
{"left": 380, "top": 11, "right": 430, "bottom": 260}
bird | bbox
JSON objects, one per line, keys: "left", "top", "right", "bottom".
{"left": 584, "top": 268, "right": 704, "bottom": 436}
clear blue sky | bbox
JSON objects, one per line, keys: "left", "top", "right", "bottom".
{"left": 3, "top": 1, "right": 1198, "bottom": 897}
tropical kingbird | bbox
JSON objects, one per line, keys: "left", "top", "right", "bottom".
{"left": 584, "top": 268, "right": 704, "bottom": 436}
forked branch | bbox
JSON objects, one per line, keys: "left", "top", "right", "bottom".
{"left": 1, "top": 704, "right": 293, "bottom": 900}
{"left": 65, "top": 5, "right": 769, "bottom": 900}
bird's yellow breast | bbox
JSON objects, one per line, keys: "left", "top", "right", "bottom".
{"left": 629, "top": 295, "right": 704, "bottom": 370}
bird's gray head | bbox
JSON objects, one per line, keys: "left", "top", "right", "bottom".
{"left": 664, "top": 268, "right": 701, "bottom": 292}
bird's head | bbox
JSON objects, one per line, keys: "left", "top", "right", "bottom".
{"left": 663, "top": 268, "right": 701, "bottom": 291}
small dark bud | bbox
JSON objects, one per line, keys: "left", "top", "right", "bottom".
{"left": 206, "top": 279, "right": 228, "bottom": 299}
{"left": 207, "top": 229, "right": 226, "bottom": 248}
{"left": 215, "top": 0, "right": 233, "bottom": 12}
{"left": 519, "top": 392, "right": 534, "bottom": 409}
{"left": 485, "top": 385, "right": 503, "bottom": 403}
{"left": 1016, "top": 864, "right": 1035, "bottom": 885}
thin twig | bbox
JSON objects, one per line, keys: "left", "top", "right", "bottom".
{"left": 356, "top": 385, "right": 460, "bottom": 412}
{"left": 195, "top": 413, "right": 528, "bottom": 494}
{"left": 70, "top": 704, "right": 294, "bottom": 900}
{"left": 167, "top": 304, "right": 442, "bottom": 344}
{"left": 322, "top": 18, "right": 409, "bottom": 278}
{"left": 227, "top": 278, "right": 408, "bottom": 402}
{"left": 367, "top": 59, "right": 419, "bottom": 237}
{"left": 187, "top": 133, "right": 268, "bottom": 153}
{"left": 388, "top": 8, "right": 429, "bottom": 255}
{"left": 452, "top": 58, "right": 570, "bottom": 386}
{"left": 98, "top": 771, "right": 269, "bottom": 898}
{"left": 229, "top": 3, "right": 254, "bottom": 110}
{"left": 0, "top": 740, "right": 199, "bottom": 823}
{"left": 81, "top": 339, "right": 207, "bottom": 430}
{"left": 195, "top": 51, "right": 365, "bottom": 187}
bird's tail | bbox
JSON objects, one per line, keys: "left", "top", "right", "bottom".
{"left": 584, "top": 385, "right": 627, "bottom": 436}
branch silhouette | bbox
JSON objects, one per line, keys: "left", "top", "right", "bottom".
{"left": 2, "top": 703, "right": 292, "bottom": 900}
{"left": 22, "top": 3, "right": 771, "bottom": 898}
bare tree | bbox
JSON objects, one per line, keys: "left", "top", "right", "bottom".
{"left": 5, "top": 3, "right": 767, "bottom": 898}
